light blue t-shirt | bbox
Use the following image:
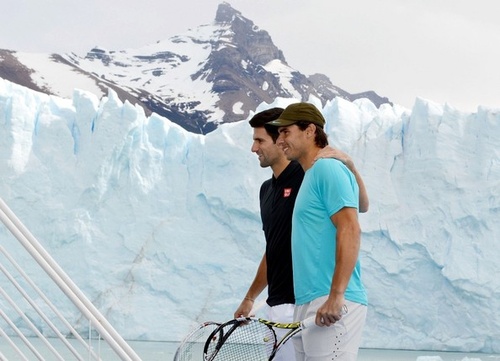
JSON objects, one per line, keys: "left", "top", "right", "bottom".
{"left": 292, "top": 158, "right": 367, "bottom": 306}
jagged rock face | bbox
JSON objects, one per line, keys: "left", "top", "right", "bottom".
{"left": 216, "top": 3, "right": 286, "bottom": 65}
{"left": 0, "top": 2, "right": 391, "bottom": 134}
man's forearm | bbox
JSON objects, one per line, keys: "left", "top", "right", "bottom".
{"left": 330, "top": 210, "right": 361, "bottom": 295}
{"left": 245, "top": 253, "right": 268, "bottom": 300}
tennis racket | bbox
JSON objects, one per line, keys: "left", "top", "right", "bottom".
{"left": 173, "top": 321, "right": 221, "bottom": 361}
{"left": 174, "top": 300, "right": 266, "bottom": 360}
{"left": 203, "top": 317, "right": 313, "bottom": 361}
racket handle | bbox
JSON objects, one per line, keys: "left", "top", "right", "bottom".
{"left": 301, "top": 316, "right": 316, "bottom": 329}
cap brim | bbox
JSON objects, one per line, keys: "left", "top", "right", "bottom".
{"left": 266, "top": 118, "right": 298, "bottom": 127}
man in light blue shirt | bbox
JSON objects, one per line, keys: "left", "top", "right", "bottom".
{"left": 268, "top": 102, "right": 367, "bottom": 361}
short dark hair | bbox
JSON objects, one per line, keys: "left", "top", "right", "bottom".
{"left": 249, "top": 107, "right": 284, "bottom": 142}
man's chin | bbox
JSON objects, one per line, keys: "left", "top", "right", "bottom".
{"left": 284, "top": 151, "right": 295, "bottom": 161}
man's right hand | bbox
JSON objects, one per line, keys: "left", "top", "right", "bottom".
{"left": 233, "top": 297, "right": 254, "bottom": 318}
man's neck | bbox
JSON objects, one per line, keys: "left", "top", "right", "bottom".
{"left": 298, "top": 147, "right": 322, "bottom": 171}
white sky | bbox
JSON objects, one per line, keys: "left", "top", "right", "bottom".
{"left": 2, "top": 0, "right": 499, "bottom": 112}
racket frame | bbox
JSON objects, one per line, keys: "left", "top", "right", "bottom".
{"left": 173, "top": 321, "right": 221, "bottom": 361}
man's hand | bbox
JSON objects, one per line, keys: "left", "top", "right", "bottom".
{"left": 233, "top": 298, "right": 254, "bottom": 318}
{"left": 315, "top": 294, "right": 347, "bottom": 327}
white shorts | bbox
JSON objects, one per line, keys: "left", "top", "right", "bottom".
{"left": 292, "top": 296, "right": 367, "bottom": 361}
{"left": 266, "top": 303, "right": 296, "bottom": 361}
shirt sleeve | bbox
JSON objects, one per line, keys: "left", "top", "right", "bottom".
{"left": 312, "top": 159, "right": 359, "bottom": 217}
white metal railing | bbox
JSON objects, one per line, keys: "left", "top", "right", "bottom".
{"left": 0, "top": 197, "right": 142, "bottom": 361}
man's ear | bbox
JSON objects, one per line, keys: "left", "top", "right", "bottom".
{"left": 306, "top": 123, "right": 316, "bottom": 137}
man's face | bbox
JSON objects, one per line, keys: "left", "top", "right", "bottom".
{"left": 276, "top": 124, "right": 307, "bottom": 161}
{"left": 251, "top": 127, "right": 283, "bottom": 168}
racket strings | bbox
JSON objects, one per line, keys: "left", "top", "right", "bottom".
{"left": 174, "top": 323, "right": 220, "bottom": 361}
{"left": 208, "top": 320, "right": 277, "bottom": 361}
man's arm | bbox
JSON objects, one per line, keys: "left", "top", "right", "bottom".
{"left": 314, "top": 147, "right": 369, "bottom": 213}
{"left": 345, "top": 159, "right": 369, "bottom": 213}
{"left": 233, "top": 253, "right": 267, "bottom": 318}
{"left": 315, "top": 207, "right": 361, "bottom": 326}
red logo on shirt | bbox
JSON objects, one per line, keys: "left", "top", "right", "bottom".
{"left": 283, "top": 188, "right": 292, "bottom": 197}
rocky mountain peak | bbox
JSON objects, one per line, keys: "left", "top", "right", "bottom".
{"left": 215, "top": 2, "right": 242, "bottom": 23}
{"left": 213, "top": 3, "right": 286, "bottom": 65}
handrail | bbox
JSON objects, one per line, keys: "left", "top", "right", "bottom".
{"left": 0, "top": 197, "right": 142, "bottom": 361}
{"left": 0, "top": 307, "right": 43, "bottom": 360}
{"left": 0, "top": 283, "right": 65, "bottom": 360}
{"left": 0, "top": 251, "right": 88, "bottom": 360}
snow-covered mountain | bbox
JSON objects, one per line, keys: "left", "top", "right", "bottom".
{"left": 1, "top": 73, "right": 499, "bottom": 353}
{"left": 0, "top": 2, "right": 390, "bottom": 134}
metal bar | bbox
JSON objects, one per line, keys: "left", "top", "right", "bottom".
{"left": 0, "top": 326, "right": 30, "bottom": 361}
{"left": 0, "top": 245, "right": 97, "bottom": 360}
{"left": 0, "top": 197, "right": 142, "bottom": 361}
{"left": 0, "top": 284, "right": 65, "bottom": 360}
{"left": 0, "top": 307, "right": 46, "bottom": 360}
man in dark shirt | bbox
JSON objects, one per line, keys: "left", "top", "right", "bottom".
{"left": 234, "top": 107, "right": 369, "bottom": 361}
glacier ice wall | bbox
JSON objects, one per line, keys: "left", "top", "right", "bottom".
{"left": 1, "top": 78, "right": 499, "bottom": 352}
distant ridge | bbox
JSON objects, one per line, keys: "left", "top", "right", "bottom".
{"left": 0, "top": 2, "right": 391, "bottom": 134}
